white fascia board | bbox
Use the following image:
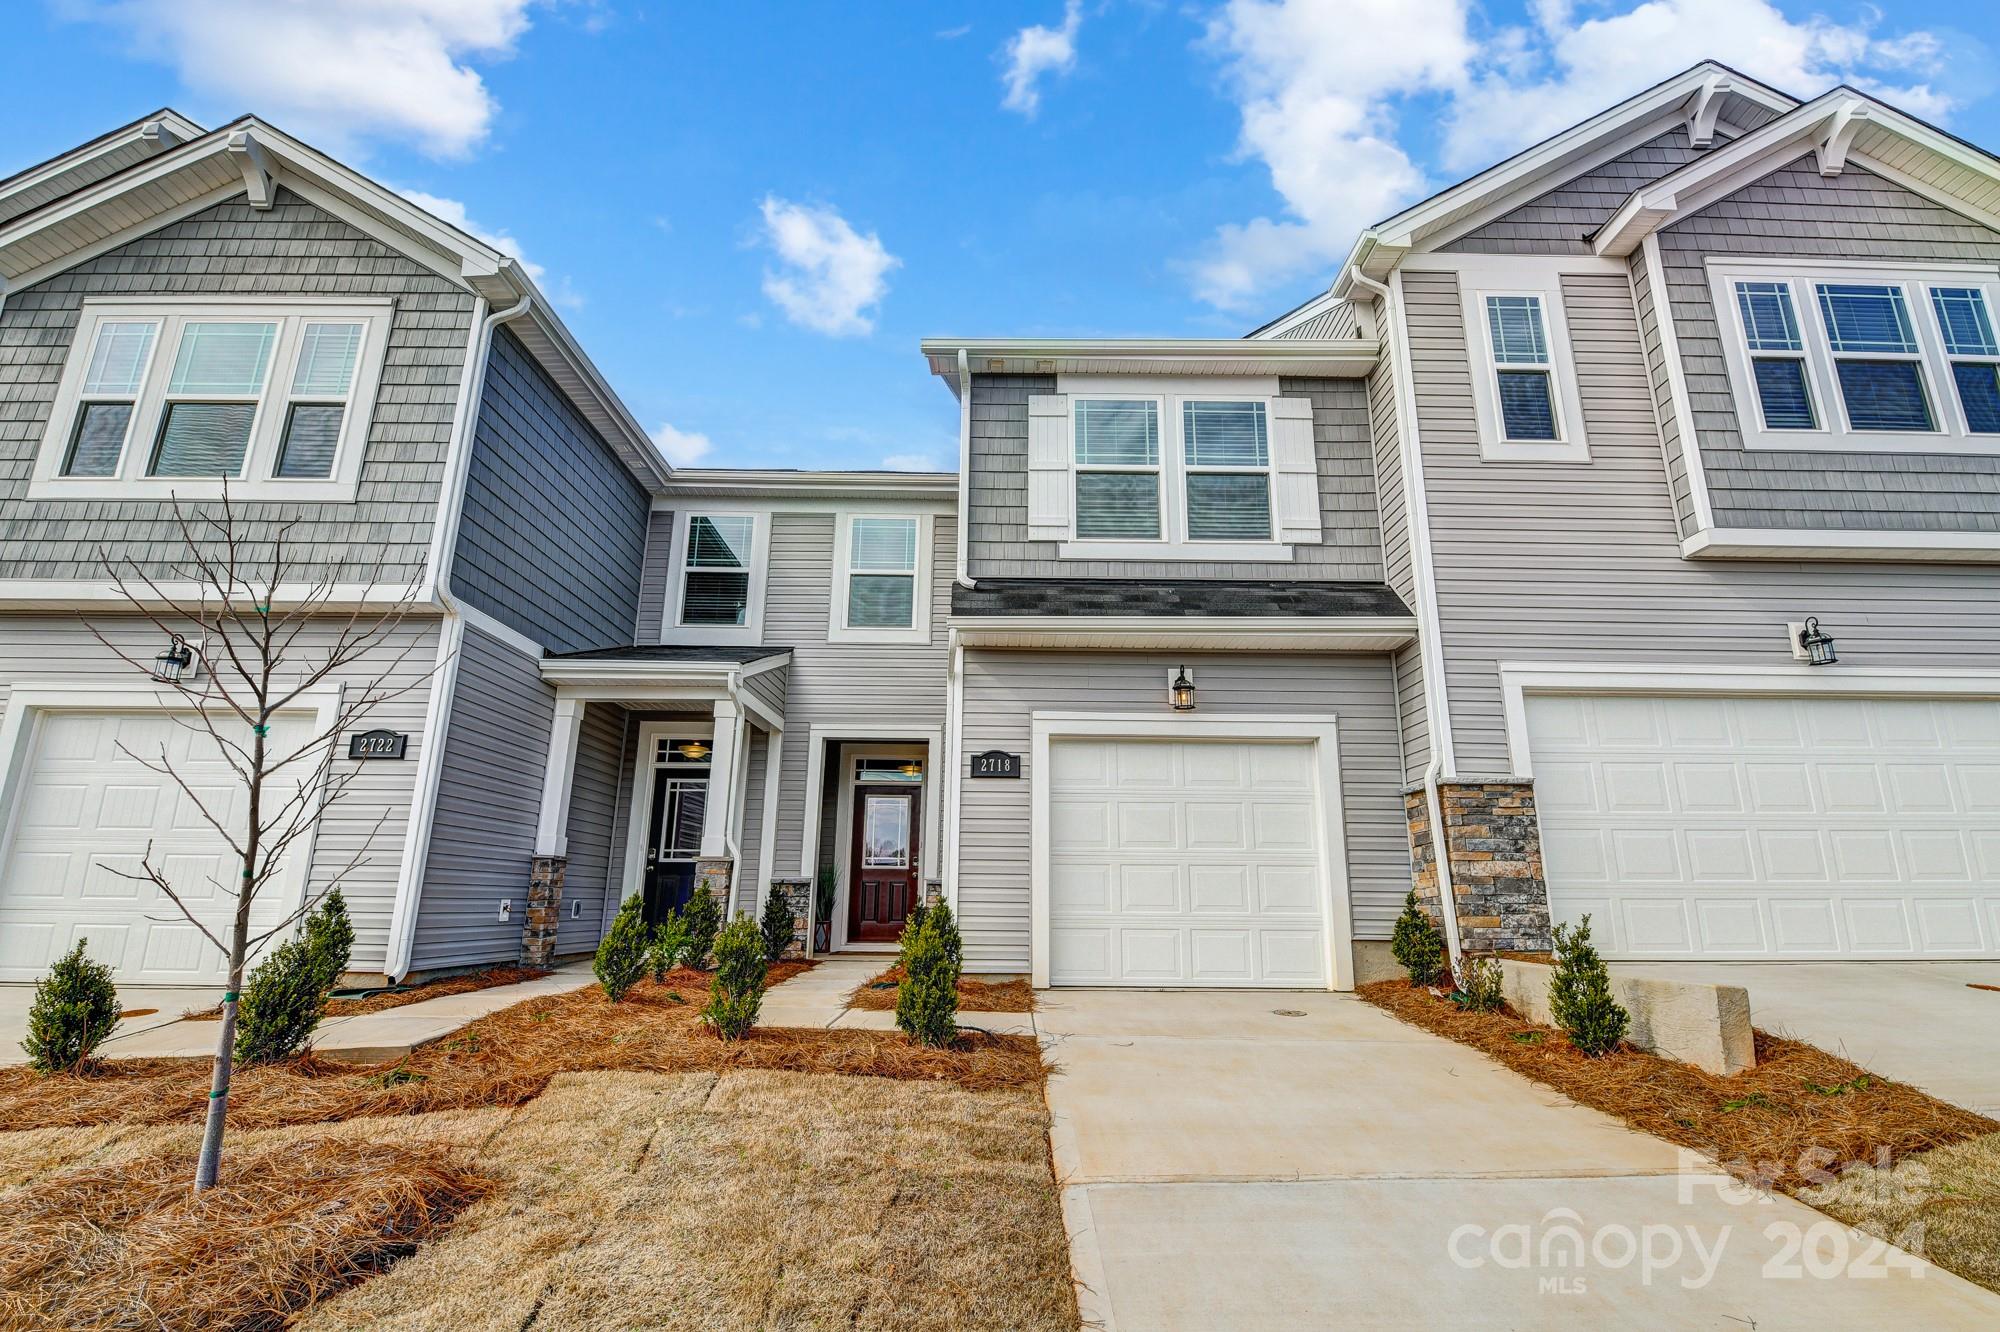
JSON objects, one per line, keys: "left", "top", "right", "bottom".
{"left": 0, "top": 110, "right": 204, "bottom": 213}
{"left": 952, "top": 615, "right": 1418, "bottom": 651}
{"left": 0, "top": 580, "right": 444, "bottom": 612}
{"left": 539, "top": 658, "right": 744, "bottom": 684}
{"left": 661, "top": 470, "right": 958, "bottom": 501}
{"left": 922, "top": 338, "right": 1379, "bottom": 383}
{"left": 1681, "top": 528, "right": 2000, "bottom": 563}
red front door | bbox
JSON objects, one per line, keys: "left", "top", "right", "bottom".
{"left": 849, "top": 786, "right": 920, "bottom": 942}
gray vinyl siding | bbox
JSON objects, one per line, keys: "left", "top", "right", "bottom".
{"left": 1367, "top": 359, "right": 1431, "bottom": 781}
{"left": 1445, "top": 127, "right": 1704, "bottom": 255}
{"left": 1269, "top": 301, "right": 1362, "bottom": 339}
{"left": 635, "top": 510, "right": 675, "bottom": 642}
{"left": 410, "top": 624, "right": 554, "bottom": 972}
{"left": 1659, "top": 157, "right": 2000, "bottom": 531}
{"left": 0, "top": 611, "right": 441, "bottom": 975}
{"left": 558, "top": 702, "right": 627, "bottom": 953}
{"left": 740, "top": 663, "right": 787, "bottom": 719}
{"left": 451, "top": 326, "right": 651, "bottom": 652}
{"left": 955, "top": 650, "right": 1411, "bottom": 972}
{"left": 1629, "top": 247, "right": 1700, "bottom": 538}
{"left": 735, "top": 730, "right": 769, "bottom": 916}
{"left": 1400, "top": 266, "right": 2000, "bottom": 776}
{"left": 0, "top": 189, "right": 472, "bottom": 583}
{"left": 965, "top": 373, "right": 1384, "bottom": 581}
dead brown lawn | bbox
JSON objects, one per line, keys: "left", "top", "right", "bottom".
{"left": 1803, "top": 1129, "right": 2000, "bottom": 1295}
{"left": 0, "top": 965, "right": 1046, "bottom": 1133}
{"left": 182, "top": 964, "right": 554, "bottom": 1020}
{"left": 847, "top": 965, "right": 1037, "bottom": 1013}
{"left": 0, "top": 1070, "right": 1079, "bottom": 1332}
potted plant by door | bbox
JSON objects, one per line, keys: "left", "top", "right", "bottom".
{"left": 812, "top": 869, "right": 836, "bottom": 953}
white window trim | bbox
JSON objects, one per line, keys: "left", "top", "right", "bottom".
{"left": 1708, "top": 257, "right": 2000, "bottom": 453}
{"left": 1054, "top": 373, "right": 1291, "bottom": 561}
{"left": 828, "top": 511, "right": 932, "bottom": 645}
{"left": 665, "top": 508, "right": 770, "bottom": 646}
{"left": 1461, "top": 281, "right": 1592, "bottom": 462}
{"left": 29, "top": 297, "right": 394, "bottom": 501}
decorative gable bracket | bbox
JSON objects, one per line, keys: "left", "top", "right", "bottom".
{"left": 1816, "top": 101, "right": 1870, "bottom": 177}
{"left": 225, "top": 130, "right": 275, "bottom": 210}
{"left": 1686, "top": 73, "right": 1731, "bottom": 150}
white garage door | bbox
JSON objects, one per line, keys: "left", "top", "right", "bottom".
{"left": 1528, "top": 694, "right": 2000, "bottom": 960}
{"left": 1047, "top": 738, "right": 1329, "bottom": 986}
{"left": 0, "top": 710, "right": 301, "bottom": 984}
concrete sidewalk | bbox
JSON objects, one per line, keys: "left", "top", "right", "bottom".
{"left": 759, "top": 954, "right": 1035, "bottom": 1034}
{"left": 0, "top": 984, "right": 214, "bottom": 1068}
{"left": 1042, "top": 989, "right": 2000, "bottom": 1330}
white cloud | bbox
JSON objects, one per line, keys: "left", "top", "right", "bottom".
{"left": 1195, "top": 0, "right": 1963, "bottom": 313}
{"left": 397, "top": 189, "right": 584, "bottom": 309}
{"left": 882, "top": 452, "right": 945, "bottom": 471}
{"left": 651, "top": 422, "right": 715, "bottom": 467}
{"left": 756, "top": 197, "right": 900, "bottom": 337}
{"left": 1001, "top": 1, "right": 1082, "bottom": 116}
{"left": 65, "top": 0, "right": 534, "bottom": 158}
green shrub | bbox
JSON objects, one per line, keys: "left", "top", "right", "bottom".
{"left": 1549, "top": 915, "right": 1629, "bottom": 1057}
{"left": 896, "top": 898, "right": 961, "bottom": 1048}
{"left": 681, "top": 884, "right": 721, "bottom": 969}
{"left": 1390, "top": 891, "right": 1447, "bottom": 987}
{"left": 22, "top": 939, "right": 119, "bottom": 1074}
{"left": 703, "top": 915, "right": 768, "bottom": 1040}
{"left": 759, "top": 882, "right": 794, "bottom": 962}
{"left": 595, "top": 894, "right": 651, "bottom": 1002}
{"left": 1454, "top": 955, "right": 1505, "bottom": 1013}
{"left": 649, "top": 908, "right": 690, "bottom": 983}
{"left": 235, "top": 890, "right": 354, "bottom": 1064}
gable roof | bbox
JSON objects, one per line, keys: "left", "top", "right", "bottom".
{"left": 0, "top": 114, "right": 669, "bottom": 488}
{"left": 0, "top": 109, "right": 204, "bottom": 227}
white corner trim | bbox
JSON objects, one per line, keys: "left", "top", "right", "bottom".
{"left": 383, "top": 612, "right": 463, "bottom": 980}
{"left": 826, "top": 510, "right": 933, "bottom": 645}
{"left": 1639, "top": 235, "right": 1717, "bottom": 536}
{"left": 1497, "top": 661, "right": 2000, "bottom": 778}
{"left": 1681, "top": 527, "right": 2000, "bottom": 562}
{"left": 531, "top": 696, "right": 585, "bottom": 858}
{"left": 795, "top": 722, "right": 943, "bottom": 887}
{"left": 1025, "top": 713, "right": 1356, "bottom": 992}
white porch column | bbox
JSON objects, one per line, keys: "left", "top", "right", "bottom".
{"left": 699, "top": 698, "right": 741, "bottom": 859}
{"left": 533, "top": 694, "right": 585, "bottom": 857}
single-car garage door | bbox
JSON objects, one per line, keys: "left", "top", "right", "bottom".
{"left": 1528, "top": 693, "right": 2000, "bottom": 959}
{"left": 1047, "top": 737, "right": 1330, "bottom": 986}
{"left": 0, "top": 710, "right": 301, "bottom": 984}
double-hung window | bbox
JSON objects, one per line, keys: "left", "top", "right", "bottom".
{"left": 1484, "top": 295, "right": 1560, "bottom": 442}
{"left": 1457, "top": 268, "right": 1589, "bottom": 461}
{"left": 1072, "top": 398, "right": 1162, "bottom": 540}
{"left": 1735, "top": 281, "right": 1816, "bottom": 430}
{"left": 679, "top": 515, "right": 756, "bottom": 626}
{"left": 1931, "top": 287, "right": 2000, "bottom": 434}
{"left": 1181, "top": 400, "right": 1272, "bottom": 540}
{"left": 831, "top": 513, "right": 931, "bottom": 642}
{"left": 32, "top": 299, "right": 393, "bottom": 499}
{"left": 1815, "top": 283, "right": 1933, "bottom": 432}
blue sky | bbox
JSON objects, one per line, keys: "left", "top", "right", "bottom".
{"left": 6, "top": 1, "right": 1998, "bottom": 472}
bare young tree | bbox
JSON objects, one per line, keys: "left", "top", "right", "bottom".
{"left": 92, "top": 490, "right": 437, "bottom": 1191}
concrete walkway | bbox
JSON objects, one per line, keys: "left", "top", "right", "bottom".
{"left": 0, "top": 985, "right": 214, "bottom": 1068}
{"left": 759, "top": 954, "right": 1034, "bottom": 1034}
{"left": 1615, "top": 960, "right": 2000, "bottom": 1117}
{"left": 1042, "top": 989, "right": 2000, "bottom": 1330}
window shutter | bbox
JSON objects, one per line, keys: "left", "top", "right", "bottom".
{"left": 1269, "top": 396, "right": 1321, "bottom": 545}
{"left": 1027, "top": 394, "right": 1071, "bottom": 541}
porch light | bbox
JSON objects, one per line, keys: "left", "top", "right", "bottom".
{"left": 899, "top": 759, "right": 923, "bottom": 777}
{"left": 1797, "top": 617, "right": 1838, "bottom": 667}
{"left": 1169, "top": 666, "right": 1196, "bottom": 712}
{"left": 152, "top": 633, "right": 194, "bottom": 685}
{"left": 677, "top": 740, "right": 712, "bottom": 761}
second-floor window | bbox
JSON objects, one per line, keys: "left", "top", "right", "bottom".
{"left": 830, "top": 512, "right": 931, "bottom": 644}
{"left": 680, "top": 515, "right": 755, "bottom": 626}
{"left": 1456, "top": 266, "right": 1590, "bottom": 462}
{"left": 31, "top": 299, "right": 393, "bottom": 500}
{"left": 1068, "top": 394, "right": 1277, "bottom": 549}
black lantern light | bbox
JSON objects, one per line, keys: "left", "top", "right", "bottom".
{"left": 152, "top": 633, "right": 194, "bottom": 684}
{"left": 1797, "top": 617, "right": 1838, "bottom": 667}
{"left": 1169, "top": 666, "right": 1197, "bottom": 712}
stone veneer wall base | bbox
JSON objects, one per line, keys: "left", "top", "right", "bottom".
{"left": 1403, "top": 782, "right": 1553, "bottom": 958}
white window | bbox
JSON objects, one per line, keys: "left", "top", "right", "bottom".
{"left": 1710, "top": 260, "right": 2000, "bottom": 451}
{"left": 1461, "top": 277, "right": 1591, "bottom": 462}
{"left": 1030, "top": 376, "right": 1314, "bottom": 560}
{"left": 666, "top": 510, "right": 769, "bottom": 645}
{"left": 31, "top": 299, "right": 394, "bottom": 500}
{"left": 830, "top": 512, "right": 932, "bottom": 644}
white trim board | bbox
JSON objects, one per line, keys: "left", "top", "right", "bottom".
{"left": 795, "top": 723, "right": 943, "bottom": 889}
{"left": 1497, "top": 662, "right": 2000, "bottom": 778}
{"left": 1681, "top": 528, "right": 2000, "bottom": 562}
{"left": 1026, "top": 712, "right": 1356, "bottom": 992}
{"left": 828, "top": 741, "right": 932, "bottom": 952}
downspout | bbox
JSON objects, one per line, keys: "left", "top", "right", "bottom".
{"left": 954, "top": 347, "right": 975, "bottom": 588}
{"left": 383, "top": 289, "right": 533, "bottom": 981}
{"left": 1348, "top": 270, "right": 1466, "bottom": 974}
{"left": 943, "top": 628, "right": 964, "bottom": 911}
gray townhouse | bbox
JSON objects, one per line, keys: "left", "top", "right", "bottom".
{"left": 2, "top": 61, "right": 1997, "bottom": 994}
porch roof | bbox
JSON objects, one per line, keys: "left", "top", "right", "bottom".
{"left": 949, "top": 580, "right": 1417, "bottom": 651}
{"left": 545, "top": 644, "right": 791, "bottom": 664}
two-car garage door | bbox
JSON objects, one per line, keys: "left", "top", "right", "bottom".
{"left": 1046, "top": 737, "right": 1331, "bottom": 987}
{"left": 1528, "top": 693, "right": 2000, "bottom": 960}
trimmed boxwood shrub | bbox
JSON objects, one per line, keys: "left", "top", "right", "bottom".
{"left": 759, "top": 882, "right": 794, "bottom": 962}
{"left": 235, "top": 889, "right": 355, "bottom": 1064}
{"left": 680, "top": 884, "right": 721, "bottom": 969}
{"left": 22, "top": 939, "right": 119, "bottom": 1074}
{"left": 1549, "top": 915, "right": 1629, "bottom": 1057}
{"left": 595, "top": 894, "right": 651, "bottom": 1002}
{"left": 896, "top": 899, "right": 961, "bottom": 1048}
{"left": 1391, "top": 890, "right": 1447, "bottom": 987}
{"left": 703, "top": 915, "right": 768, "bottom": 1040}
{"left": 650, "top": 907, "right": 691, "bottom": 982}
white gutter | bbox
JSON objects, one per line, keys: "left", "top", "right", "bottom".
{"left": 1349, "top": 270, "right": 1465, "bottom": 973}
{"left": 955, "top": 347, "right": 974, "bottom": 588}
{"left": 384, "top": 290, "right": 532, "bottom": 981}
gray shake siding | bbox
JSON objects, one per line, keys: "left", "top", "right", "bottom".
{"left": 0, "top": 613, "right": 440, "bottom": 974}
{"left": 955, "top": 650, "right": 1411, "bottom": 971}
{"left": 635, "top": 510, "right": 675, "bottom": 641}
{"left": 1400, "top": 267, "right": 2000, "bottom": 776}
{"left": 452, "top": 326, "right": 651, "bottom": 652}
{"left": 411, "top": 624, "right": 554, "bottom": 972}
{"left": 1367, "top": 359, "right": 1431, "bottom": 781}
{"left": 1445, "top": 128, "right": 1703, "bottom": 255}
{"left": 1655, "top": 158, "right": 2000, "bottom": 533}
{"left": 558, "top": 701, "right": 628, "bottom": 954}
{"left": 0, "top": 190, "right": 471, "bottom": 584}
{"left": 966, "top": 373, "right": 1384, "bottom": 581}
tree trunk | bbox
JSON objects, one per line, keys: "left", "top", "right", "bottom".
{"left": 193, "top": 960, "right": 241, "bottom": 1192}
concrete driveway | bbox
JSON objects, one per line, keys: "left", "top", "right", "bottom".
{"left": 1040, "top": 989, "right": 2000, "bottom": 1330}
{"left": 0, "top": 984, "right": 215, "bottom": 1068}
{"left": 1612, "top": 961, "right": 2000, "bottom": 1117}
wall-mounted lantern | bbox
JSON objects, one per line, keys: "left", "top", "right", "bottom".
{"left": 152, "top": 633, "right": 195, "bottom": 685}
{"left": 1169, "top": 666, "right": 1197, "bottom": 712}
{"left": 1797, "top": 617, "right": 1838, "bottom": 666}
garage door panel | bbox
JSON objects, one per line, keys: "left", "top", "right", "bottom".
{"left": 1248, "top": 744, "right": 1313, "bottom": 789}
{"left": 1049, "top": 862, "right": 1112, "bottom": 913}
{"left": 1260, "top": 931, "right": 1325, "bottom": 981}
{"left": 1530, "top": 693, "right": 2000, "bottom": 961}
{"left": 1051, "top": 799, "right": 1111, "bottom": 849}
{"left": 1114, "top": 743, "right": 1179, "bottom": 788}
{"left": 1117, "top": 929, "right": 1185, "bottom": 981}
{"left": 1188, "top": 930, "right": 1252, "bottom": 982}
{"left": 1250, "top": 802, "right": 1314, "bottom": 850}
{"left": 1050, "top": 927, "right": 1113, "bottom": 982}
{"left": 1256, "top": 865, "right": 1320, "bottom": 914}
{"left": 1115, "top": 802, "right": 1177, "bottom": 850}
{"left": 1189, "top": 864, "right": 1249, "bottom": 913}
{"left": 1117, "top": 864, "right": 1182, "bottom": 913}
{"left": 1183, "top": 802, "right": 1247, "bottom": 850}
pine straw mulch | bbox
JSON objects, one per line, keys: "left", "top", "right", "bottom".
{"left": 181, "top": 965, "right": 554, "bottom": 1021}
{"left": 0, "top": 1136, "right": 493, "bottom": 1332}
{"left": 1359, "top": 980, "right": 1997, "bottom": 1194}
{"left": 847, "top": 966, "right": 1037, "bottom": 1013}
{"left": 0, "top": 964, "right": 1047, "bottom": 1134}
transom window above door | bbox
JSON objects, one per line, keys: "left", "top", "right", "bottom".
{"left": 30, "top": 299, "right": 394, "bottom": 501}
{"left": 829, "top": 512, "right": 932, "bottom": 643}
{"left": 1711, "top": 261, "right": 2000, "bottom": 451}
{"left": 1027, "top": 377, "right": 1323, "bottom": 559}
